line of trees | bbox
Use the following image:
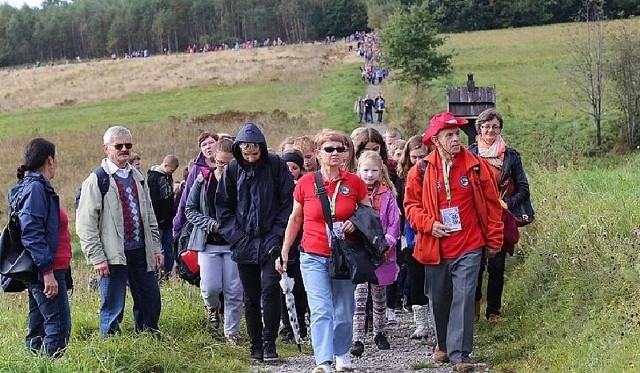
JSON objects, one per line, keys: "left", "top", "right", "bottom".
{"left": 1, "top": 0, "right": 638, "bottom": 68}
{"left": 0, "top": 0, "right": 368, "bottom": 67}
{"left": 364, "top": 0, "right": 639, "bottom": 31}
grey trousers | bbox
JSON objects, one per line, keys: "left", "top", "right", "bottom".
{"left": 425, "top": 247, "right": 482, "bottom": 364}
{"left": 198, "top": 245, "right": 244, "bottom": 338}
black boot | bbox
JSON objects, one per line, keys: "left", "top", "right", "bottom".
{"left": 263, "top": 341, "right": 279, "bottom": 362}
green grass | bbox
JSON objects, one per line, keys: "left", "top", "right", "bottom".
{"left": 473, "top": 153, "right": 640, "bottom": 372}
{"left": 0, "top": 61, "right": 365, "bottom": 372}
{"left": 0, "top": 63, "right": 362, "bottom": 138}
{"left": 384, "top": 19, "right": 640, "bottom": 164}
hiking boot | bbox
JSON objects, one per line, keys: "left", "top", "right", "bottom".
{"left": 335, "top": 353, "right": 353, "bottom": 371}
{"left": 452, "top": 362, "right": 474, "bottom": 372}
{"left": 386, "top": 308, "right": 398, "bottom": 325}
{"left": 207, "top": 307, "right": 220, "bottom": 330}
{"left": 350, "top": 340, "right": 365, "bottom": 357}
{"left": 433, "top": 349, "right": 449, "bottom": 363}
{"left": 250, "top": 344, "right": 263, "bottom": 362}
{"left": 487, "top": 313, "right": 506, "bottom": 322}
{"left": 263, "top": 341, "right": 279, "bottom": 362}
{"left": 374, "top": 333, "right": 390, "bottom": 350}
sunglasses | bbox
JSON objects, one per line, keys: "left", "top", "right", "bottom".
{"left": 112, "top": 143, "right": 133, "bottom": 150}
{"left": 321, "top": 146, "right": 347, "bottom": 154}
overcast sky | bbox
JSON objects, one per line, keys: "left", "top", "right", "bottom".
{"left": 2, "top": 0, "right": 42, "bottom": 8}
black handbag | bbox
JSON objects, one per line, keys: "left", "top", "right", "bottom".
{"left": 509, "top": 197, "right": 535, "bottom": 227}
{"left": 314, "top": 172, "right": 378, "bottom": 285}
{"left": 0, "top": 192, "right": 38, "bottom": 292}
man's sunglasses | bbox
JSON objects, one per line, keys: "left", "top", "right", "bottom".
{"left": 321, "top": 146, "right": 347, "bottom": 153}
{"left": 112, "top": 143, "right": 133, "bottom": 150}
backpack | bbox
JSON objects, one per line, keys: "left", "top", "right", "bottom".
{"left": 173, "top": 221, "right": 200, "bottom": 286}
{"left": 74, "top": 166, "right": 146, "bottom": 210}
{"left": 74, "top": 166, "right": 110, "bottom": 210}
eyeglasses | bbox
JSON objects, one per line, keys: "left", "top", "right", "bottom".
{"left": 480, "top": 125, "right": 501, "bottom": 130}
{"left": 111, "top": 143, "right": 133, "bottom": 150}
{"left": 321, "top": 146, "right": 347, "bottom": 154}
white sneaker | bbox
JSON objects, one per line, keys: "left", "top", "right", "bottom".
{"left": 386, "top": 308, "right": 398, "bottom": 325}
{"left": 312, "top": 363, "right": 331, "bottom": 373}
{"left": 335, "top": 353, "right": 353, "bottom": 372}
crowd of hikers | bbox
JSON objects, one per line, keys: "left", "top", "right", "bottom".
{"left": 5, "top": 104, "right": 533, "bottom": 373}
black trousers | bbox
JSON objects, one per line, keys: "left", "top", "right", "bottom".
{"left": 475, "top": 250, "right": 506, "bottom": 317}
{"left": 238, "top": 261, "right": 281, "bottom": 347}
{"left": 406, "top": 251, "right": 427, "bottom": 306}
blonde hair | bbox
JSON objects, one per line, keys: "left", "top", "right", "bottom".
{"left": 397, "top": 135, "right": 426, "bottom": 178}
{"left": 292, "top": 136, "right": 315, "bottom": 154}
{"left": 357, "top": 150, "right": 397, "bottom": 196}
{"left": 389, "top": 139, "right": 406, "bottom": 156}
{"left": 278, "top": 136, "right": 295, "bottom": 154}
{"left": 239, "top": 143, "right": 260, "bottom": 152}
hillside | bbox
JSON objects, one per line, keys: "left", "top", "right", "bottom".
{"left": 0, "top": 19, "right": 639, "bottom": 372}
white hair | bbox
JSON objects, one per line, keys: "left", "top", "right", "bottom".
{"left": 103, "top": 126, "right": 132, "bottom": 145}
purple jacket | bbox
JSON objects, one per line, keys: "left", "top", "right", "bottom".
{"left": 173, "top": 153, "right": 210, "bottom": 237}
{"left": 373, "top": 185, "right": 400, "bottom": 286}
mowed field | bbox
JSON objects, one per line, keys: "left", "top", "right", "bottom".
{"left": 0, "top": 19, "right": 640, "bottom": 372}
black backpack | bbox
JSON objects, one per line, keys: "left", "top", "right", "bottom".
{"left": 74, "top": 166, "right": 110, "bottom": 210}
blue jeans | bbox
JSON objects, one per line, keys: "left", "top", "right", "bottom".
{"left": 425, "top": 248, "right": 482, "bottom": 364}
{"left": 99, "top": 248, "right": 161, "bottom": 337}
{"left": 160, "top": 228, "right": 174, "bottom": 273}
{"left": 300, "top": 253, "right": 355, "bottom": 365}
{"left": 26, "top": 269, "right": 71, "bottom": 357}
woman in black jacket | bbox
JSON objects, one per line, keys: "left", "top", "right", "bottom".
{"left": 468, "top": 108, "right": 530, "bottom": 322}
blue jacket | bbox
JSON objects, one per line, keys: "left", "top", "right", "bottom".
{"left": 8, "top": 172, "right": 60, "bottom": 275}
{"left": 215, "top": 123, "right": 294, "bottom": 264}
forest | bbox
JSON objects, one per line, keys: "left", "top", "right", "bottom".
{"left": 0, "top": 0, "right": 638, "bottom": 67}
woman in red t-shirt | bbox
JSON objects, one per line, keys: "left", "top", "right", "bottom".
{"left": 277, "top": 130, "right": 369, "bottom": 373}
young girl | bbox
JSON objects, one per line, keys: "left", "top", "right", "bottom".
{"left": 350, "top": 150, "right": 401, "bottom": 356}
{"left": 396, "top": 135, "right": 432, "bottom": 339}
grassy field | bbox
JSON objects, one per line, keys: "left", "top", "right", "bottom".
{"left": 1, "top": 18, "right": 640, "bottom": 372}
{"left": 383, "top": 18, "right": 640, "bottom": 165}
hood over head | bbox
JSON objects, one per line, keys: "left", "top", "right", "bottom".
{"left": 232, "top": 123, "right": 269, "bottom": 165}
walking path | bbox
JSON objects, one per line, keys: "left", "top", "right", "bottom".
{"left": 254, "top": 308, "right": 488, "bottom": 373}
{"left": 255, "top": 79, "right": 490, "bottom": 373}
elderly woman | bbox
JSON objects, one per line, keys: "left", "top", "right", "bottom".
{"left": 277, "top": 129, "right": 370, "bottom": 373}
{"left": 469, "top": 108, "right": 530, "bottom": 322}
{"left": 9, "top": 138, "right": 71, "bottom": 357}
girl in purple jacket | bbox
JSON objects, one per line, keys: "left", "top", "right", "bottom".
{"left": 350, "top": 150, "right": 401, "bottom": 356}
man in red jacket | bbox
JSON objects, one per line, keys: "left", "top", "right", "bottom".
{"left": 404, "top": 112, "right": 504, "bottom": 372}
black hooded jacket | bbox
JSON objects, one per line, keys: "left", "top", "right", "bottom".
{"left": 468, "top": 143, "right": 530, "bottom": 210}
{"left": 215, "top": 123, "right": 294, "bottom": 264}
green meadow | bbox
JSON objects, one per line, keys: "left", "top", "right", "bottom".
{"left": 0, "top": 18, "right": 639, "bottom": 372}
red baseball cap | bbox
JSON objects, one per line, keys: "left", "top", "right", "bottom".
{"left": 422, "top": 112, "right": 468, "bottom": 146}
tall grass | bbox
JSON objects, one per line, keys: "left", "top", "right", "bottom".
{"left": 473, "top": 153, "right": 640, "bottom": 372}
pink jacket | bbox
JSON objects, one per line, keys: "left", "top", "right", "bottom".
{"left": 372, "top": 185, "right": 401, "bottom": 286}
